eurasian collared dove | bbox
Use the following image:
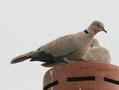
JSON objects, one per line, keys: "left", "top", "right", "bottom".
{"left": 11, "top": 20, "right": 107, "bottom": 66}
{"left": 80, "top": 38, "right": 111, "bottom": 64}
{"left": 41, "top": 38, "right": 111, "bottom": 67}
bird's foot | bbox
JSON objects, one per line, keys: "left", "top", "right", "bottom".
{"left": 63, "top": 58, "right": 74, "bottom": 63}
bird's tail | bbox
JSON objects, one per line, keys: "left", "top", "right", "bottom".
{"left": 11, "top": 51, "right": 35, "bottom": 64}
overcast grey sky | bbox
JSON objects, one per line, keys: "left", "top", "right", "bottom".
{"left": 0, "top": 0, "right": 119, "bottom": 90}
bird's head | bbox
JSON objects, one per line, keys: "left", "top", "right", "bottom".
{"left": 88, "top": 20, "right": 107, "bottom": 33}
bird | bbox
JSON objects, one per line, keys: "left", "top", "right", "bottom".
{"left": 11, "top": 20, "right": 107, "bottom": 66}
{"left": 42, "top": 38, "right": 111, "bottom": 67}
{"left": 80, "top": 38, "right": 111, "bottom": 64}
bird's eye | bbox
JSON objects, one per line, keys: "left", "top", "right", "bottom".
{"left": 97, "top": 25, "right": 99, "bottom": 27}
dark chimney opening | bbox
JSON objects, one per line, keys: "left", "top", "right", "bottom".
{"left": 104, "top": 77, "right": 119, "bottom": 85}
{"left": 67, "top": 76, "right": 95, "bottom": 82}
{"left": 44, "top": 80, "right": 58, "bottom": 90}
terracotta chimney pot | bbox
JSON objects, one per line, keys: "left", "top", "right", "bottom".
{"left": 43, "top": 62, "right": 119, "bottom": 90}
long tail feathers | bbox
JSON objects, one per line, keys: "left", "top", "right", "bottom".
{"left": 11, "top": 51, "right": 35, "bottom": 64}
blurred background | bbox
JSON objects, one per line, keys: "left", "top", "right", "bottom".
{"left": 0, "top": 0, "right": 119, "bottom": 90}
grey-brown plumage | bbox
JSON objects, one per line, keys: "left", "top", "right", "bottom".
{"left": 11, "top": 20, "right": 107, "bottom": 66}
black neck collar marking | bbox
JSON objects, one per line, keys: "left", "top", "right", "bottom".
{"left": 84, "top": 30, "right": 88, "bottom": 34}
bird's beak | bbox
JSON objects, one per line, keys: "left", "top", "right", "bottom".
{"left": 103, "top": 28, "right": 107, "bottom": 33}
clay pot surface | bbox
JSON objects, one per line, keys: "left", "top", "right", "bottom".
{"left": 43, "top": 62, "right": 119, "bottom": 90}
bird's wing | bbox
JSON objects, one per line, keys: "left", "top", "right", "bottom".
{"left": 38, "top": 34, "right": 76, "bottom": 59}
